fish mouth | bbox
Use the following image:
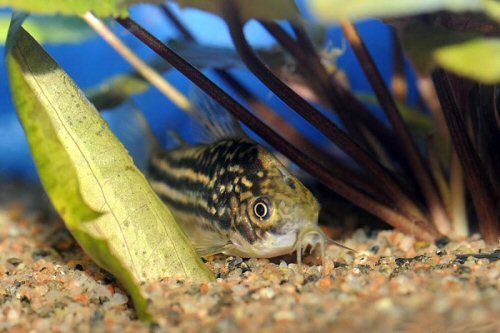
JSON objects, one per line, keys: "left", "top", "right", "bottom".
{"left": 294, "top": 225, "right": 327, "bottom": 267}
{"left": 229, "top": 230, "right": 297, "bottom": 258}
{"left": 293, "top": 225, "right": 356, "bottom": 267}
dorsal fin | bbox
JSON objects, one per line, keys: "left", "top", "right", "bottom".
{"left": 188, "top": 88, "right": 245, "bottom": 143}
{"left": 164, "top": 130, "right": 186, "bottom": 149}
{"left": 104, "top": 103, "right": 159, "bottom": 171}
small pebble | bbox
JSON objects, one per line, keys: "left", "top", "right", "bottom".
{"left": 32, "top": 249, "right": 51, "bottom": 261}
{"left": 200, "top": 283, "right": 209, "bottom": 295}
{"left": 7, "top": 258, "right": 22, "bottom": 266}
{"left": 109, "top": 293, "right": 128, "bottom": 306}
{"left": 273, "top": 311, "right": 295, "bottom": 321}
{"left": 319, "top": 278, "right": 331, "bottom": 289}
{"left": 374, "top": 298, "right": 394, "bottom": 312}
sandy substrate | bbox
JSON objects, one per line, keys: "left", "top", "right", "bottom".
{"left": 0, "top": 184, "right": 499, "bottom": 333}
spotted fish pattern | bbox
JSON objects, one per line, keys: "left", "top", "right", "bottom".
{"left": 148, "top": 137, "right": 321, "bottom": 258}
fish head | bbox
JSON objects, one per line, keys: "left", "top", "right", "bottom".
{"left": 226, "top": 145, "right": 321, "bottom": 258}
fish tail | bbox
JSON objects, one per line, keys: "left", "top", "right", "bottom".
{"left": 104, "top": 103, "right": 160, "bottom": 171}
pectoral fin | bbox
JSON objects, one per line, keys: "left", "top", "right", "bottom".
{"left": 196, "top": 243, "right": 234, "bottom": 257}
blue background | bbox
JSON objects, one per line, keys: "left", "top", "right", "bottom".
{"left": 0, "top": 3, "right": 418, "bottom": 181}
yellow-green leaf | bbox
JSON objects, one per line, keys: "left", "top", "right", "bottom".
{"left": 6, "top": 24, "right": 213, "bottom": 319}
{"left": 0, "top": 0, "right": 132, "bottom": 16}
{"left": 308, "top": 0, "right": 486, "bottom": 22}
{"left": 434, "top": 38, "right": 500, "bottom": 84}
{"left": 174, "top": 0, "right": 299, "bottom": 21}
{"left": 0, "top": 14, "right": 95, "bottom": 45}
{"left": 401, "top": 23, "right": 479, "bottom": 74}
{"left": 484, "top": 0, "right": 500, "bottom": 22}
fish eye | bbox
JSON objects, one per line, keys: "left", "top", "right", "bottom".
{"left": 253, "top": 198, "right": 271, "bottom": 220}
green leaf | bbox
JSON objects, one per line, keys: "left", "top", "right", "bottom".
{"left": 0, "top": 0, "right": 158, "bottom": 16}
{"left": 402, "top": 23, "right": 500, "bottom": 83}
{"left": 307, "top": 0, "right": 488, "bottom": 22}
{"left": 434, "top": 38, "right": 500, "bottom": 83}
{"left": 484, "top": 0, "right": 500, "bottom": 21}
{"left": 174, "top": 0, "right": 300, "bottom": 21}
{"left": 307, "top": 0, "right": 500, "bottom": 84}
{"left": 402, "top": 23, "right": 479, "bottom": 73}
{"left": 0, "top": 15, "right": 95, "bottom": 45}
{"left": 6, "top": 24, "right": 214, "bottom": 320}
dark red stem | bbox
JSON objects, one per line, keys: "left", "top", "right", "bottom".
{"left": 342, "top": 21, "right": 451, "bottom": 234}
{"left": 115, "top": 17, "right": 439, "bottom": 241}
{"left": 432, "top": 69, "right": 499, "bottom": 244}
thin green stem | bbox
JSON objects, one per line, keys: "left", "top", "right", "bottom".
{"left": 81, "top": 12, "right": 191, "bottom": 111}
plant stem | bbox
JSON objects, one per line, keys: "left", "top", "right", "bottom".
{"left": 391, "top": 29, "right": 407, "bottom": 103}
{"left": 449, "top": 149, "right": 468, "bottom": 237}
{"left": 221, "top": 2, "right": 427, "bottom": 223}
{"left": 216, "top": 71, "right": 378, "bottom": 194}
{"left": 288, "top": 22, "right": 371, "bottom": 149}
{"left": 160, "top": 4, "right": 196, "bottom": 41}
{"left": 432, "top": 69, "right": 499, "bottom": 244}
{"left": 417, "top": 76, "right": 450, "bottom": 140}
{"left": 261, "top": 21, "right": 419, "bottom": 191}
{"left": 159, "top": 4, "right": 377, "bottom": 194}
{"left": 342, "top": 20, "right": 451, "bottom": 235}
{"left": 81, "top": 12, "right": 191, "bottom": 111}
{"left": 260, "top": 21, "right": 401, "bottom": 159}
{"left": 477, "top": 85, "right": 500, "bottom": 196}
{"left": 217, "top": 65, "right": 380, "bottom": 195}
{"left": 115, "top": 17, "right": 439, "bottom": 241}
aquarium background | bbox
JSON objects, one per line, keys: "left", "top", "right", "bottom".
{"left": 0, "top": 2, "right": 419, "bottom": 180}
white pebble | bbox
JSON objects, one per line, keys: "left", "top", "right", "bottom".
{"left": 374, "top": 298, "right": 393, "bottom": 312}
{"left": 273, "top": 310, "right": 295, "bottom": 321}
{"left": 7, "top": 309, "right": 19, "bottom": 323}
{"left": 259, "top": 287, "right": 275, "bottom": 299}
{"left": 109, "top": 293, "right": 128, "bottom": 306}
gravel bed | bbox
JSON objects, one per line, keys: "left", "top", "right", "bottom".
{"left": 0, "top": 194, "right": 499, "bottom": 333}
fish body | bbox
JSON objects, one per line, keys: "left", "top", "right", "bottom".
{"left": 109, "top": 90, "right": 326, "bottom": 259}
{"left": 148, "top": 136, "right": 320, "bottom": 258}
